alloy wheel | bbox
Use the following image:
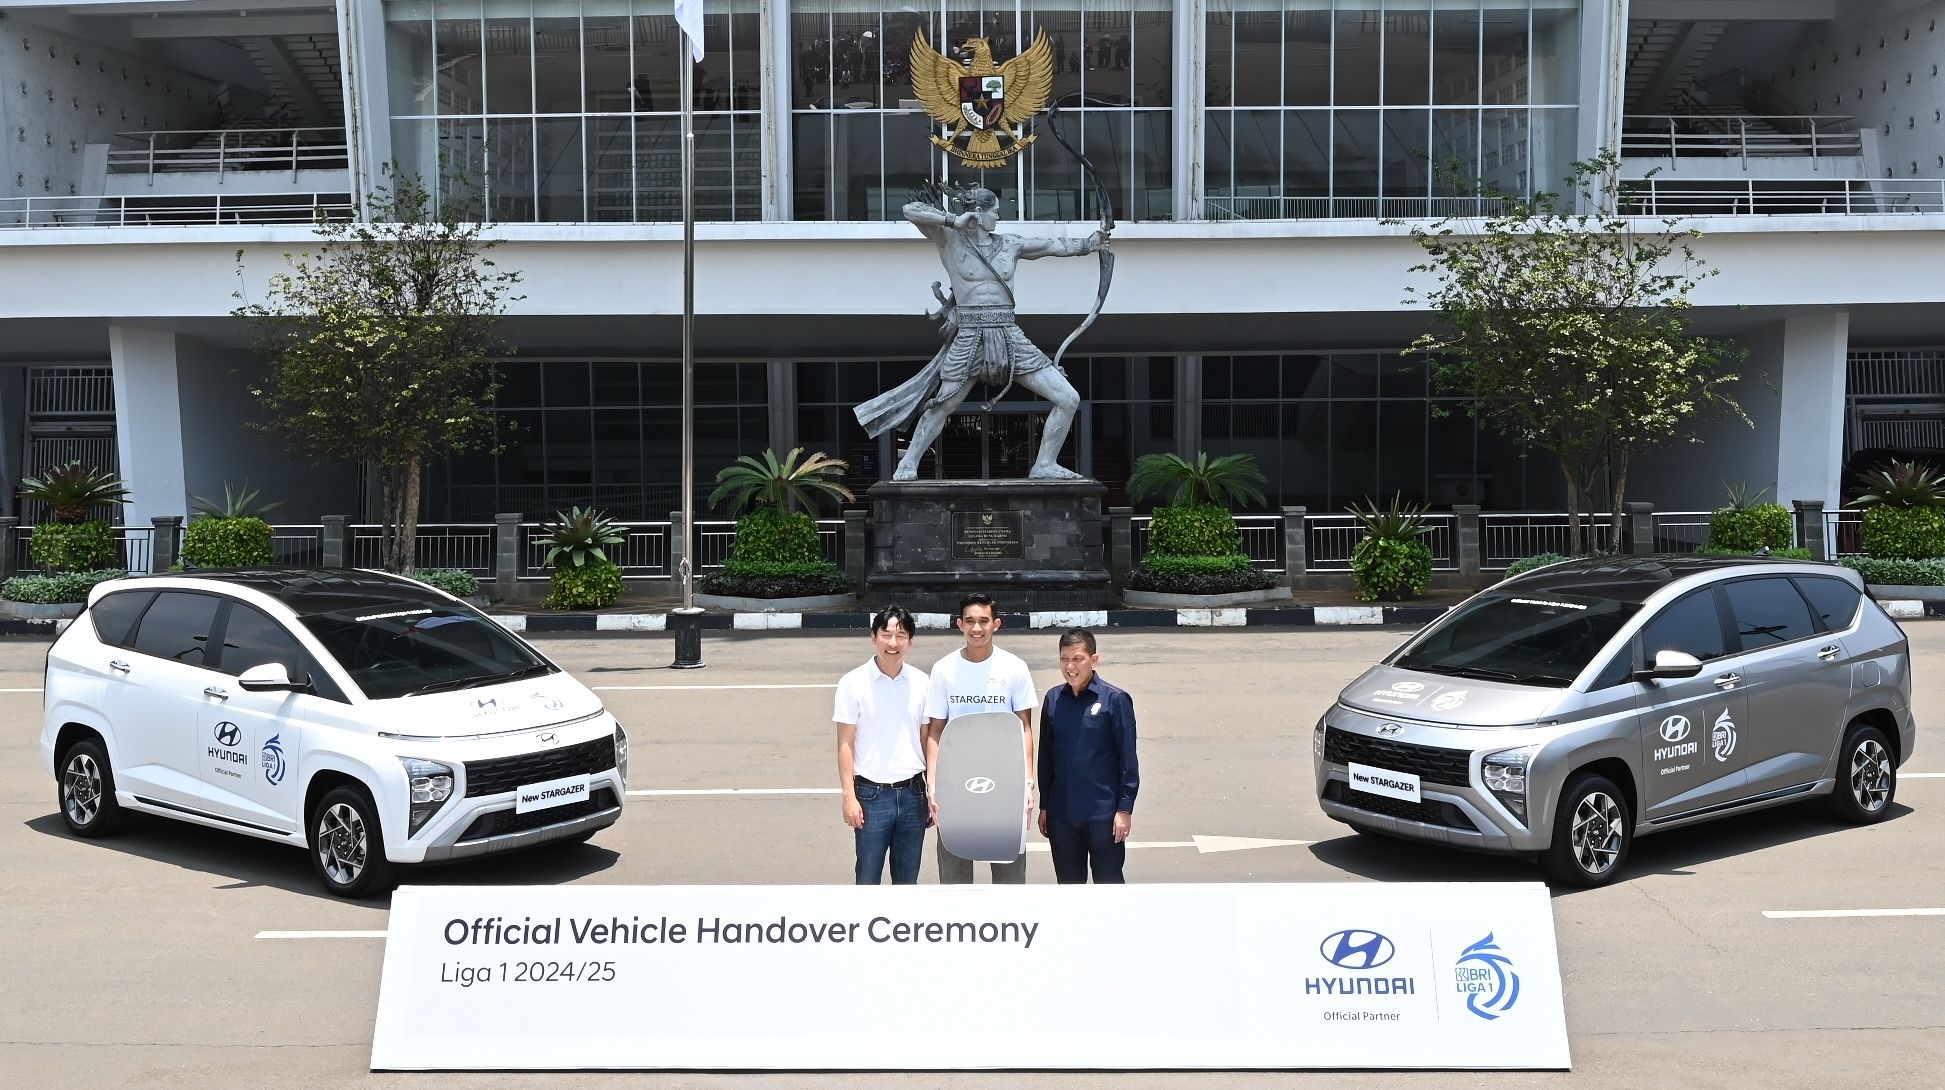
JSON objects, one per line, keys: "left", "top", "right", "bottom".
{"left": 1570, "top": 791, "right": 1624, "bottom": 877}
{"left": 1849, "top": 738, "right": 1892, "bottom": 814}
{"left": 62, "top": 751, "right": 102, "bottom": 826}
{"left": 317, "top": 802, "right": 368, "bottom": 887}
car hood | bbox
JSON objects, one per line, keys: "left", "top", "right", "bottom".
{"left": 1337, "top": 664, "right": 1566, "bottom": 728}
{"left": 375, "top": 671, "right": 605, "bottom": 738}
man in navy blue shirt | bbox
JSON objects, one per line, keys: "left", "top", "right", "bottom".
{"left": 1036, "top": 628, "right": 1139, "bottom": 883}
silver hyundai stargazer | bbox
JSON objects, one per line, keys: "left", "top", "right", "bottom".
{"left": 1314, "top": 555, "right": 1915, "bottom": 886}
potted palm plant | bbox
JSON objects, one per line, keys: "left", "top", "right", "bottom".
{"left": 1838, "top": 460, "right": 1945, "bottom": 599}
{"left": 696, "top": 447, "right": 857, "bottom": 609}
{"left": 4, "top": 462, "right": 131, "bottom": 616}
{"left": 182, "top": 481, "right": 282, "bottom": 569}
{"left": 1123, "top": 452, "right": 1285, "bottom": 606}
{"left": 534, "top": 506, "right": 627, "bottom": 609}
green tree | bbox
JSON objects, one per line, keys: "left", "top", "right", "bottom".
{"left": 1405, "top": 152, "right": 1745, "bottom": 555}
{"left": 233, "top": 169, "right": 522, "bottom": 573}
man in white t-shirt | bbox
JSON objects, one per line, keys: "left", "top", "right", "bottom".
{"left": 923, "top": 592, "right": 1038, "bottom": 884}
{"left": 834, "top": 605, "right": 930, "bottom": 884}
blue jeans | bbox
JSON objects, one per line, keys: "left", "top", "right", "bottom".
{"left": 853, "top": 778, "right": 927, "bottom": 885}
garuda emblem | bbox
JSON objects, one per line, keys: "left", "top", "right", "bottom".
{"left": 910, "top": 29, "right": 1054, "bottom": 168}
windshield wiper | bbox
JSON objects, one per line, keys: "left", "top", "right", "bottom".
{"left": 402, "top": 673, "right": 508, "bottom": 697}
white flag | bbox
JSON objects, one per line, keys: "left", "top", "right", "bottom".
{"left": 673, "top": 0, "right": 705, "bottom": 63}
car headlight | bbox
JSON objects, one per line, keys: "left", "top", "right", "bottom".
{"left": 1481, "top": 746, "right": 1537, "bottom": 823}
{"left": 614, "top": 722, "right": 629, "bottom": 787}
{"left": 1312, "top": 715, "right": 1327, "bottom": 759}
{"left": 401, "top": 756, "right": 455, "bottom": 836}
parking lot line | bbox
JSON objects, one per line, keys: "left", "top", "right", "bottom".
{"left": 1904, "top": 772, "right": 1945, "bottom": 779}
{"left": 255, "top": 930, "right": 387, "bottom": 939}
{"left": 1762, "top": 909, "right": 1945, "bottom": 919}
{"left": 627, "top": 787, "right": 840, "bottom": 796}
{"left": 0, "top": 687, "right": 42, "bottom": 692}
{"left": 592, "top": 683, "right": 837, "bottom": 691}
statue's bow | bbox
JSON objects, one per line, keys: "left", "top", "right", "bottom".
{"left": 1043, "top": 102, "right": 1114, "bottom": 372}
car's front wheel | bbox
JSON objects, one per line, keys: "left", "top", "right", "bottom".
{"left": 309, "top": 786, "right": 398, "bottom": 898}
{"left": 1827, "top": 722, "right": 1897, "bottom": 825}
{"left": 58, "top": 738, "right": 122, "bottom": 838}
{"left": 1541, "top": 773, "right": 1631, "bottom": 888}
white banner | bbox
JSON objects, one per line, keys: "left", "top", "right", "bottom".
{"left": 371, "top": 883, "right": 1569, "bottom": 1071}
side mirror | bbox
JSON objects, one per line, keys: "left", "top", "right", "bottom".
{"left": 1635, "top": 649, "right": 1703, "bottom": 682}
{"left": 238, "top": 662, "right": 311, "bottom": 693}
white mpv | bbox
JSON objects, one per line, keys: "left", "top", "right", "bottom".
{"left": 40, "top": 569, "right": 628, "bottom": 897}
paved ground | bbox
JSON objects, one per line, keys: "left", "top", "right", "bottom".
{"left": 3, "top": 624, "right": 1941, "bottom": 1088}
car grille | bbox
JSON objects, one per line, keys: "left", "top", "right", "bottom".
{"left": 1323, "top": 781, "right": 1476, "bottom": 831}
{"left": 464, "top": 735, "right": 616, "bottom": 797}
{"left": 1324, "top": 727, "right": 1472, "bottom": 787}
{"left": 459, "top": 787, "right": 619, "bottom": 840}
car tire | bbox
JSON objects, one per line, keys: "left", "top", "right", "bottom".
{"left": 58, "top": 738, "right": 123, "bottom": 838}
{"left": 309, "top": 785, "right": 398, "bottom": 899}
{"left": 1826, "top": 722, "right": 1897, "bottom": 825}
{"left": 1540, "top": 774, "right": 1631, "bottom": 888}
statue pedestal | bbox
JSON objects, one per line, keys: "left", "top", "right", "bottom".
{"left": 864, "top": 479, "right": 1115, "bottom": 613}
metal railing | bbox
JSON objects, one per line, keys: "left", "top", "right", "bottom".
{"left": 690, "top": 519, "right": 845, "bottom": 573}
{"left": 11, "top": 525, "right": 154, "bottom": 576}
{"left": 1620, "top": 115, "right": 1861, "bottom": 161}
{"left": 1302, "top": 513, "right": 1460, "bottom": 572}
{"left": 1129, "top": 513, "right": 1294, "bottom": 573}
{"left": 350, "top": 524, "right": 497, "bottom": 575}
{"left": 522, "top": 522, "right": 676, "bottom": 580}
{"left": 1646, "top": 511, "right": 1714, "bottom": 554}
{"left": 1478, "top": 513, "right": 1617, "bottom": 570}
{"left": 0, "top": 192, "right": 354, "bottom": 228}
{"left": 1823, "top": 509, "right": 1866, "bottom": 557}
{"left": 1203, "top": 195, "right": 1511, "bottom": 221}
{"left": 1618, "top": 178, "right": 1945, "bottom": 216}
{"left": 106, "top": 127, "right": 350, "bottom": 180}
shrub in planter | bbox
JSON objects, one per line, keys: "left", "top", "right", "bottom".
{"left": 411, "top": 568, "right": 481, "bottom": 598}
{"left": 30, "top": 521, "right": 116, "bottom": 574}
{"left": 1708, "top": 483, "right": 1793, "bottom": 553}
{"left": 1504, "top": 552, "right": 1569, "bottom": 579}
{"left": 706, "top": 448, "right": 855, "bottom": 597}
{"left": 1836, "top": 555, "right": 1945, "bottom": 586}
{"left": 1696, "top": 545, "right": 1813, "bottom": 561}
{"left": 182, "top": 516, "right": 273, "bottom": 568}
{"left": 1126, "top": 452, "right": 1269, "bottom": 593}
{"left": 1854, "top": 460, "right": 1945, "bottom": 560}
{"left": 1128, "top": 553, "right": 1278, "bottom": 595}
{"left": 545, "top": 559, "right": 623, "bottom": 609}
{"left": 534, "top": 506, "right": 626, "bottom": 609}
{"left": 729, "top": 506, "right": 822, "bottom": 565}
{"left": 2, "top": 569, "right": 126, "bottom": 605}
{"left": 1146, "top": 503, "right": 1243, "bottom": 558}
{"left": 1348, "top": 494, "right": 1434, "bottom": 602}
{"left": 700, "top": 559, "right": 853, "bottom": 599}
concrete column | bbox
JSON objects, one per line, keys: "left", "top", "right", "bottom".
{"left": 763, "top": 0, "right": 794, "bottom": 221}
{"left": 1453, "top": 505, "right": 1481, "bottom": 585}
{"left": 1109, "top": 506, "right": 1133, "bottom": 590}
{"left": 109, "top": 325, "right": 187, "bottom": 529}
{"left": 339, "top": 0, "right": 395, "bottom": 215}
{"left": 1281, "top": 505, "right": 1308, "bottom": 591}
{"left": 150, "top": 515, "right": 182, "bottom": 574}
{"left": 1794, "top": 499, "right": 1829, "bottom": 561}
{"left": 1175, "top": 355, "right": 1202, "bottom": 457}
{"left": 1173, "top": 0, "right": 1206, "bottom": 221}
{"left": 843, "top": 509, "right": 866, "bottom": 585}
{"left": 0, "top": 517, "right": 17, "bottom": 579}
{"left": 1626, "top": 501, "right": 1655, "bottom": 556}
{"left": 321, "top": 515, "right": 350, "bottom": 568}
{"left": 1578, "top": 0, "right": 1628, "bottom": 203}
{"left": 494, "top": 513, "right": 522, "bottom": 601}
{"left": 1776, "top": 311, "right": 1850, "bottom": 511}
{"left": 767, "top": 361, "right": 796, "bottom": 453}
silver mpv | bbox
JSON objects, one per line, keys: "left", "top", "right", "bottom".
{"left": 1314, "top": 556, "right": 1914, "bottom": 887}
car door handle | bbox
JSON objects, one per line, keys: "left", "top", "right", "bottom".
{"left": 203, "top": 686, "right": 230, "bottom": 701}
{"left": 1817, "top": 645, "right": 1841, "bottom": 660}
{"left": 108, "top": 659, "right": 130, "bottom": 674}
{"left": 1713, "top": 673, "right": 1742, "bottom": 689}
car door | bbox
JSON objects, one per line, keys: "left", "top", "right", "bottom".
{"left": 1719, "top": 576, "right": 1850, "bottom": 798}
{"left": 103, "top": 590, "right": 226, "bottom": 809}
{"left": 197, "top": 602, "right": 319, "bottom": 833}
{"left": 1635, "top": 586, "right": 1749, "bottom": 822}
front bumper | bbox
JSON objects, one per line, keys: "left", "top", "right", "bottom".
{"left": 419, "top": 774, "right": 625, "bottom": 862}
{"left": 1314, "top": 720, "right": 1551, "bottom": 855}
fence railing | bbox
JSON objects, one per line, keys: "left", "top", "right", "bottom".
{"left": 0, "top": 192, "right": 355, "bottom": 228}
{"left": 10, "top": 525, "right": 154, "bottom": 576}
{"left": 1618, "top": 177, "right": 1945, "bottom": 216}
{"left": 690, "top": 519, "right": 846, "bottom": 573}
{"left": 1620, "top": 115, "right": 1862, "bottom": 161}
{"left": 1302, "top": 513, "right": 1460, "bottom": 572}
{"left": 1646, "top": 511, "right": 1714, "bottom": 554}
{"left": 521, "top": 522, "right": 674, "bottom": 580}
{"left": 1202, "top": 195, "right": 1511, "bottom": 221}
{"left": 350, "top": 524, "right": 497, "bottom": 575}
{"left": 1131, "top": 513, "right": 1289, "bottom": 572}
{"left": 1478, "top": 513, "right": 1618, "bottom": 570}
{"left": 1823, "top": 509, "right": 1866, "bottom": 557}
{"left": 106, "top": 127, "right": 350, "bottom": 179}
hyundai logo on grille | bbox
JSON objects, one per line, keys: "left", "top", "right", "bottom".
{"left": 964, "top": 777, "right": 996, "bottom": 794}
{"left": 536, "top": 732, "right": 559, "bottom": 746}
{"left": 213, "top": 722, "right": 241, "bottom": 747}
{"left": 1377, "top": 723, "right": 1402, "bottom": 735}
{"left": 1320, "top": 929, "right": 1396, "bottom": 970}
{"left": 1659, "top": 715, "right": 1691, "bottom": 743}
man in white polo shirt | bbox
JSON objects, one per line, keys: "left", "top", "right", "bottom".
{"left": 834, "top": 605, "right": 930, "bottom": 884}
{"left": 924, "top": 592, "right": 1038, "bottom": 884}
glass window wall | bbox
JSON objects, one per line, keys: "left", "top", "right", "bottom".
{"left": 790, "top": 1, "right": 1173, "bottom": 222}
{"left": 1205, "top": 0, "right": 1579, "bottom": 220}
{"left": 387, "top": 0, "right": 762, "bottom": 222}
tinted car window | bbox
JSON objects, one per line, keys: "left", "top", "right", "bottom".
{"left": 128, "top": 592, "right": 222, "bottom": 667}
{"left": 1794, "top": 576, "right": 1862, "bottom": 632}
{"left": 1392, "top": 592, "right": 1639, "bottom": 687}
{"left": 88, "top": 590, "right": 155, "bottom": 648}
{"left": 1723, "top": 577, "right": 1817, "bottom": 652}
{"left": 1639, "top": 589, "right": 1727, "bottom": 662}
{"left": 217, "top": 604, "right": 309, "bottom": 679}
{"left": 300, "top": 602, "right": 554, "bottom": 700}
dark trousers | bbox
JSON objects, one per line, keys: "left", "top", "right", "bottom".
{"left": 1047, "top": 816, "right": 1125, "bottom": 884}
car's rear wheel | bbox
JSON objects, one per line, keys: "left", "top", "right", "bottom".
{"left": 310, "top": 786, "right": 397, "bottom": 898}
{"left": 1541, "top": 774, "right": 1631, "bottom": 888}
{"left": 1827, "top": 722, "right": 1897, "bottom": 824}
{"left": 58, "top": 739, "right": 122, "bottom": 838}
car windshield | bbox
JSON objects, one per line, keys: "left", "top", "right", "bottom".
{"left": 1391, "top": 591, "right": 1640, "bottom": 688}
{"left": 300, "top": 602, "right": 555, "bottom": 700}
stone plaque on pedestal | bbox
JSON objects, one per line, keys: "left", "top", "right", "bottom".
{"left": 864, "top": 479, "right": 1114, "bottom": 612}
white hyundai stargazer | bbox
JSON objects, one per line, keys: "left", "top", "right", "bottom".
{"left": 40, "top": 568, "right": 628, "bottom": 897}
